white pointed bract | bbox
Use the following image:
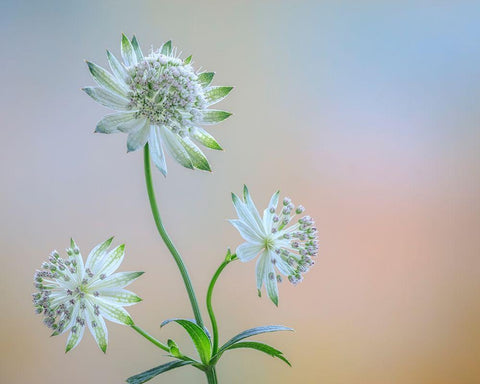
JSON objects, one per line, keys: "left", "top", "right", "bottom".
{"left": 32, "top": 238, "right": 143, "bottom": 353}
{"left": 230, "top": 186, "right": 319, "bottom": 306}
{"left": 84, "top": 34, "right": 233, "bottom": 176}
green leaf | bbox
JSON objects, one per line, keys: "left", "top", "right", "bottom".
{"left": 86, "top": 61, "right": 129, "bottom": 97}
{"left": 219, "top": 325, "right": 293, "bottom": 353}
{"left": 161, "top": 319, "right": 212, "bottom": 364}
{"left": 121, "top": 33, "right": 137, "bottom": 67}
{"left": 160, "top": 127, "right": 193, "bottom": 169}
{"left": 205, "top": 86, "right": 233, "bottom": 106}
{"left": 190, "top": 126, "right": 222, "bottom": 150}
{"left": 82, "top": 87, "right": 131, "bottom": 111}
{"left": 184, "top": 55, "right": 192, "bottom": 65}
{"left": 161, "top": 40, "right": 172, "bottom": 56}
{"left": 200, "top": 110, "right": 232, "bottom": 125}
{"left": 131, "top": 35, "right": 144, "bottom": 61}
{"left": 126, "top": 360, "right": 192, "bottom": 384}
{"left": 223, "top": 341, "right": 291, "bottom": 366}
{"left": 197, "top": 72, "right": 214, "bottom": 87}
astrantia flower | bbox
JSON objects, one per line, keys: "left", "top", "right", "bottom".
{"left": 230, "top": 186, "right": 318, "bottom": 305}
{"left": 32, "top": 238, "right": 143, "bottom": 352}
{"left": 83, "top": 34, "right": 233, "bottom": 176}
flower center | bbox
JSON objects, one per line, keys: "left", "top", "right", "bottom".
{"left": 127, "top": 53, "right": 207, "bottom": 132}
{"left": 264, "top": 236, "right": 275, "bottom": 250}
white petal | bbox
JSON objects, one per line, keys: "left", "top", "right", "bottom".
{"left": 263, "top": 191, "right": 280, "bottom": 232}
{"left": 243, "top": 186, "right": 265, "bottom": 232}
{"left": 231, "top": 193, "right": 265, "bottom": 237}
{"left": 85, "top": 237, "right": 113, "bottom": 274}
{"left": 159, "top": 127, "right": 193, "bottom": 169}
{"left": 107, "top": 50, "right": 129, "bottom": 85}
{"left": 83, "top": 87, "right": 131, "bottom": 111}
{"left": 90, "top": 271, "right": 144, "bottom": 290}
{"left": 126, "top": 119, "right": 150, "bottom": 152}
{"left": 149, "top": 126, "right": 167, "bottom": 176}
{"left": 236, "top": 242, "right": 263, "bottom": 262}
{"left": 95, "top": 244, "right": 125, "bottom": 277}
{"left": 229, "top": 219, "right": 263, "bottom": 244}
{"left": 85, "top": 300, "right": 108, "bottom": 352}
{"left": 95, "top": 299, "right": 134, "bottom": 325}
{"left": 255, "top": 251, "right": 269, "bottom": 290}
{"left": 265, "top": 260, "right": 279, "bottom": 306}
{"left": 86, "top": 61, "right": 129, "bottom": 97}
{"left": 121, "top": 34, "right": 137, "bottom": 67}
{"left": 95, "top": 112, "right": 139, "bottom": 134}
{"left": 65, "top": 322, "right": 85, "bottom": 352}
{"left": 97, "top": 289, "right": 141, "bottom": 307}
{"left": 274, "top": 256, "right": 294, "bottom": 277}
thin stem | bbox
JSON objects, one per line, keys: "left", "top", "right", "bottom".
{"left": 207, "top": 254, "right": 237, "bottom": 356}
{"left": 205, "top": 366, "right": 218, "bottom": 384}
{"left": 131, "top": 324, "right": 169, "bottom": 352}
{"left": 144, "top": 144, "right": 204, "bottom": 328}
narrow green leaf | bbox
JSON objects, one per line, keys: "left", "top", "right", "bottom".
{"left": 161, "top": 319, "right": 212, "bottom": 364}
{"left": 205, "top": 86, "right": 233, "bottom": 106}
{"left": 219, "top": 325, "right": 293, "bottom": 353}
{"left": 161, "top": 40, "right": 172, "bottom": 56}
{"left": 184, "top": 55, "right": 192, "bottom": 65}
{"left": 126, "top": 360, "right": 192, "bottom": 384}
{"left": 198, "top": 72, "right": 214, "bottom": 87}
{"left": 200, "top": 110, "right": 232, "bottom": 125}
{"left": 131, "top": 35, "right": 144, "bottom": 61}
{"left": 224, "top": 341, "right": 291, "bottom": 366}
{"left": 121, "top": 33, "right": 137, "bottom": 67}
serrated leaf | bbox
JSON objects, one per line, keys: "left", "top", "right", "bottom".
{"left": 161, "top": 319, "right": 212, "bottom": 364}
{"left": 126, "top": 360, "right": 192, "bottom": 384}
{"left": 219, "top": 325, "right": 293, "bottom": 353}
{"left": 205, "top": 86, "right": 233, "bottom": 106}
{"left": 200, "top": 110, "right": 232, "bottom": 125}
{"left": 198, "top": 72, "right": 214, "bottom": 87}
{"left": 161, "top": 40, "right": 172, "bottom": 55}
{"left": 224, "top": 341, "right": 291, "bottom": 366}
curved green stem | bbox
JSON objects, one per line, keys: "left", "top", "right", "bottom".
{"left": 205, "top": 366, "right": 218, "bottom": 384}
{"left": 144, "top": 144, "right": 204, "bottom": 328}
{"left": 207, "top": 253, "right": 238, "bottom": 356}
{"left": 131, "top": 324, "right": 169, "bottom": 352}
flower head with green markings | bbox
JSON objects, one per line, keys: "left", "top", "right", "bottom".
{"left": 83, "top": 34, "right": 233, "bottom": 176}
{"left": 230, "top": 186, "right": 319, "bottom": 305}
{"left": 32, "top": 238, "right": 143, "bottom": 352}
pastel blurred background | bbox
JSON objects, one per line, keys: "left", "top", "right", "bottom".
{"left": 1, "top": 1, "right": 479, "bottom": 383}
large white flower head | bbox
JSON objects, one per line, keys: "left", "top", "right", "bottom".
{"left": 32, "top": 238, "right": 143, "bottom": 352}
{"left": 230, "top": 186, "right": 319, "bottom": 305}
{"left": 83, "top": 34, "right": 233, "bottom": 176}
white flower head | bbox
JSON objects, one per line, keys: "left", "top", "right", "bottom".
{"left": 230, "top": 186, "right": 318, "bottom": 306}
{"left": 83, "top": 34, "right": 233, "bottom": 176}
{"left": 32, "top": 238, "right": 143, "bottom": 353}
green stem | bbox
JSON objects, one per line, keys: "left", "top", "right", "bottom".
{"left": 144, "top": 144, "right": 204, "bottom": 328}
{"left": 205, "top": 366, "right": 218, "bottom": 384}
{"left": 207, "top": 254, "right": 237, "bottom": 356}
{"left": 131, "top": 324, "right": 169, "bottom": 352}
